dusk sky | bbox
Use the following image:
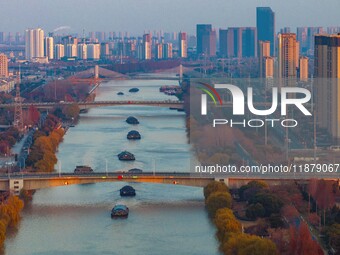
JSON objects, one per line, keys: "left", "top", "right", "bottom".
{"left": 2, "top": 0, "right": 340, "bottom": 34}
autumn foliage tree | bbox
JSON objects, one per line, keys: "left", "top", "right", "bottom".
{"left": 203, "top": 181, "right": 229, "bottom": 200}
{"left": 0, "top": 196, "right": 24, "bottom": 247}
{"left": 288, "top": 222, "right": 323, "bottom": 255}
{"left": 214, "top": 208, "right": 242, "bottom": 242}
{"left": 25, "top": 114, "right": 65, "bottom": 172}
{"left": 222, "top": 233, "right": 278, "bottom": 255}
{"left": 206, "top": 192, "right": 232, "bottom": 218}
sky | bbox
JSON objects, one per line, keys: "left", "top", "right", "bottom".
{"left": 1, "top": 0, "right": 340, "bottom": 35}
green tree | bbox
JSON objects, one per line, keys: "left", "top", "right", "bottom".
{"left": 239, "top": 180, "right": 268, "bottom": 201}
{"left": 246, "top": 203, "right": 266, "bottom": 220}
{"left": 249, "top": 192, "right": 283, "bottom": 217}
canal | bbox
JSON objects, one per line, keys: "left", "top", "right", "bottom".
{"left": 5, "top": 79, "right": 221, "bottom": 255}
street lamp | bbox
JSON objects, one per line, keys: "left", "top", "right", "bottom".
{"left": 58, "top": 160, "right": 62, "bottom": 177}
{"left": 152, "top": 158, "right": 156, "bottom": 176}
{"left": 105, "top": 159, "right": 108, "bottom": 177}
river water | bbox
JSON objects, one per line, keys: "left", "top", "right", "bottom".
{"left": 5, "top": 79, "right": 221, "bottom": 255}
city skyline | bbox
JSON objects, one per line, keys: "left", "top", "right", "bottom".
{"left": 1, "top": 0, "right": 340, "bottom": 34}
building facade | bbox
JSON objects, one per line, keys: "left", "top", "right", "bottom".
{"left": 25, "top": 28, "right": 44, "bottom": 60}
{"left": 0, "top": 54, "right": 8, "bottom": 78}
{"left": 256, "top": 7, "right": 275, "bottom": 56}
{"left": 178, "top": 32, "right": 187, "bottom": 58}
{"left": 315, "top": 34, "right": 340, "bottom": 141}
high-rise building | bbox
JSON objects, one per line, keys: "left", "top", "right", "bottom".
{"left": 226, "top": 28, "right": 242, "bottom": 58}
{"left": 295, "top": 41, "right": 300, "bottom": 68}
{"left": 264, "top": 57, "right": 274, "bottom": 78}
{"left": 155, "top": 43, "right": 163, "bottom": 59}
{"left": 297, "top": 27, "right": 308, "bottom": 53}
{"left": 223, "top": 27, "right": 256, "bottom": 58}
{"left": 87, "top": 44, "right": 100, "bottom": 60}
{"left": 256, "top": 7, "right": 275, "bottom": 56}
{"left": 163, "top": 43, "right": 173, "bottom": 59}
{"left": 95, "top": 32, "right": 106, "bottom": 43}
{"left": 219, "top": 29, "right": 228, "bottom": 57}
{"left": 299, "top": 56, "right": 308, "bottom": 81}
{"left": 15, "top": 32, "right": 21, "bottom": 44}
{"left": 66, "top": 44, "right": 77, "bottom": 58}
{"left": 297, "top": 27, "right": 324, "bottom": 55}
{"left": 178, "top": 32, "right": 187, "bottom": 58}
{"left": 54, "top": 44, "right": 65, "bottom": 59}
{"left": 241, "top": 27, "right": 257, "bottom": 57}
{"left": 315, "top": 34, "right": 340, "bottom": 140}
{"left": 44, "top": 37, "right": 54, "bottom": 60}
{"left": 327, "top": 27, "right": 340, "bottom": 34}
{"left": 280, "top": 27, "right": 291, "bottom": 34}
{"left": 0, "top": 54, "right": 8, "bottom": 78}
{"left": 258, "top": 41, "right": 271, "bottom": 78}
{"left": 278, "top": 33, "right": 297, "bottom": 83}
{"left": 142, "top": 34, "right": 152, "bottom": 60}
{"left": 100, "top": 43, "right": 109, "bottom": 59}
{"left": 0, "top": 32, "right": 4, "bottom": 44}
{"left": 77, "top": 44, "right": 87, "bottom": 60}
{"left": 307, "top": 27, "right": 324, "bottom": 55}
{"left": 25, "top": 28, "right": 44, "bottom": 60}
{"left": 196, "top": 24, "right": 216, "bottom": 56}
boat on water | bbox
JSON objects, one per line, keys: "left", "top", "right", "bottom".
{"left": 118, "top": 151, "right": 135, "bottom": 161}
{"left": 128, "top": 168, "right": 143, "bottom": 174}
{"left": 126, "top": 116, "right": 139, "bottom": 125}
{"left": 120, "top": 185, "right": 136, "bottom": 196}
{"left": 74, "top": 165, "right": 93, "bottom": 174}
{"left": 127, "top": 130, "right": 141, "bottom": 140}
{"left": 117, "top": 92, "right": 124, "bottom": 95}
{"left": 129, "top": 88, "right": 139, "bottom": 93}
{"left": 111, "top": 205, "right": 129, "bottom": 218}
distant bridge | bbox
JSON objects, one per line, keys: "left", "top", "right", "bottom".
{"left": 0, "top": 100, "right": 184, "bottom": 110}
{"left": 1, "top": 171, "right": 339, "bottom": 195}
{"left": 128, "top": 75, "right": 180, "bottom": 81}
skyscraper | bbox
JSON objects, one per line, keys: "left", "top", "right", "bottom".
{"left": 54, "top": 44, "right": 65, "bottom": 60}
{"left": 77, "top": 44, "right": 87, "bottom": 60}
{"left": 87, "top": 44, "right": 100, "bottom": 60}
{"left": 315, "top": 34, "right": 340, "bottom": 140}
{"left": 66, "top": 44, "right": 77, "bottom": 58}
{"left": 278, "top": 33, "right": 297, "bottom": 83}
{"left": 44, "top": 37, "right": 54, "bottom": 60}
{"left": 226, "top": 28, "right": 242, "bottom": 58}
{"left": 256, "top": 7, "right": 275, "bottom": 56}
{"left": 162, "top": 43, "right": 173, "bottom": 59}
{"left": 142, "top": 34, "right": 152, "bottom": 60}
{"left": 219, "top": 29, "right": 228, "bottom": 57}
{"left": 25, "top": 28, "right": 44, "bottom": 60}
{"left": 299, "top": 56, "right": 308, "bottom": 81}
{"left": 223, "top": 27, "right": 256, "bottom": 58}
{"left": 155, "top": 43, "right": 163, "bottom": 59}
{"left": 100, "top": 43, "right": 110, "bottom": 59}
{"left": 178, "top": 32, "right": 187, "bottom": 58}
{"left": 0, "top": 54, "right": 8, "bottom": 78}
{"left": 196, "top": 24, "right": 216, "bottom": 56}
{"left": 241, "top": 27, "right": 257, "bottom": 57}
{"left": 258, "top": 41, "right": 271, "bottom": 78}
